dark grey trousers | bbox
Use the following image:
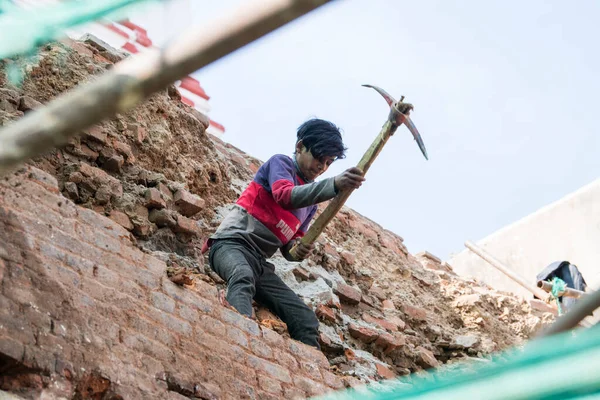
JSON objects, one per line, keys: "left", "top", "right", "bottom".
{"left": 209, "top": 239, "right": 320, "bottom": 349}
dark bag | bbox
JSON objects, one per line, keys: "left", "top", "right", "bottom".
{"left": 536, "top": 261, "right": 587, "bottom": 311}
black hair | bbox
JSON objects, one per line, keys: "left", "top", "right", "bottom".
{"left": 296, "top": 118, "right": 347, "bottom": 160}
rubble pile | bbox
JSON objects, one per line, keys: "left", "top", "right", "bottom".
{"left": 0, "top": 38, "right": 553, "bottom": 392}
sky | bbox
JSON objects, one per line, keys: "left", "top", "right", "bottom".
{"left": 134, "top": 0, "right": 600, "bottom": 260}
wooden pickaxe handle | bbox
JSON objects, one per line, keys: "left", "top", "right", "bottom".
{"left": 288, "top": 85, "right": 428, "bottom": 260}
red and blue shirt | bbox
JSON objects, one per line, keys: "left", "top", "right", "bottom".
{"left": 210, "top": 154, "right": 337, "bottom": 257}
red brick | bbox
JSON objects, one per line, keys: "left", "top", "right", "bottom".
{"left": 334, "top": 283, "right": 362, "bottom": 305}
{"left": 100, "top": 148, "right": 124, "bottom": 173}
{"left": 133, "top": 222, "right": 156, "bottom": 239}
{"left": 128, "top": 314, "right": 177, "bottom": 347}
{"left": 145, "top": 188, "right": 166, "bottom": 209}
{"left": 247, "top": 355, "right": 292, "bottom": 383}
{"left": 197, "top": 315, "right": 226, "bottom": 337}
{"left": 292, "top": 375, "right": 327, "bottom": 397}
{"left": 348, "top": 323, "right": 380, "bottom": 344}
{"left": 362, "top": 313, "right": 398, "bottom": 332}
{"left": 375, "top": 333, "right": 405, "bottom": 354}
{"left": 382, "top": 299, "right": 396, "bottom": 310}
{"left": 299, "top": 360, "right": 323, "bottom": 381}
{"left": 250, "top": 337, "right": 274, "bottom": 359}
{"left": 146, "top": 307, "right": 192, "bottom": 336}
{"left": 258, "top": 374, "right": 283, "bottom": 395}
{"left": 112, "top": 140, "right": 135, "bottom": 162}
{"left": 157, "top": 182, "right": 173, "bottom": 202}
{"left": 24, "top": 166, "right": 59, "bottom": 193}
{"left": 226, "top": 325, "right": 249, "bottom": 348}
{"left": 261, "top": 327, "right": 285, "bottom": 348}
{"left": 79, "top": 143, "right": 100, "bottom": 161}
{"left": 109, "top": 210, "right": 133, "bottom": 231}
{"left": 402, "top": 304, "right": 428, "bottom": 321}
{"left": 292, "top": 266, "right": 311, "bottom": 281}
{"left": 288, "top": 341, "right": 329, "bottom": 369}
{"left": 321, "top": 370, "right": 344, "bottom": 390}
{"left": 219, "top": 307, "right": 260, "bottom": 336}
{"left": 283, "top": 387, "right": 307, "bottom": 400}
{"left": 387, "top": 315, "right": 407, "bottom": 331}
{"left": 273, "top": 349, "right": 298, "bottom": 371}
{"left": 322, "top": 243, "right": 338, "bottom": 258}
{"left": 82, "top": 125, "right": 108, "bottom": 144}
{"left": 376, "top": 363, "right": 396, "bottom": 380}
{"left": 151, "top": 291, "right": 176, "bottom": 313}
{"left": 316, "top": 304, "right": 336, "bottom": 324}
{"left": 340, "top": 251, "right": 356, "bottom": 265}
{"left": 416, "top": 346, "right": 439, "bottom": 368}
{"left": 228, "top": 376, "right": 257, "bottom": 399}
{"left": 174, "top": 190, "right": 205, "bottom": 216}
{"left": 172, "top": 215, "right": 198, "bottom": 235}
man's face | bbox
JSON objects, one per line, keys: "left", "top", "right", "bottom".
{"left": 295, "top": 142, "right": 336, "bottom": 181}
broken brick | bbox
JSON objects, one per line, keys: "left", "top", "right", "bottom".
{"left": 100, "top": 148, "right": 125, "bottom": 173}
{"left": 362, "top": 313, "right": 398, "bottom": 332}
{"left": 348, "top": 323, "right": 379, "bottom": 344}
{"left": 315, "top": 305, "right": 336, "bottom": 324}
{"left": 133, "top": 222, "right": 156, "bottom": 239}
{"left": 382, "top": 300, "right": 396, "bottom": 310}
{"left": 375, "top": 363, "right": 395, "bottom": 380}
{"left": 145, "top": 188, "right": 166, "bottom": 209}
{"left": 82, "top": 125, "right": 108, "bottom": 144}
{"left": 95, "top": 185, "right": 112, "bottom": 205}
{"left": 416, "top": 346, "right": 439, "bottom": 369}
{"left": 18, "top": 96, "right": 42, "bottom": 112}
{"left": 149, "top": 209, "right": 177, "bottom": 228}
{"left": 157, "top": 182, "right": 173, "bottom": 202}
{"left": 64, "top": 182, "right": 79, "bottom": 201}
{"left": 402, "top": 304, "right": 428, "bottom": 321}
{"left": 340, "top": 251, "right": 356, "bottom": 265}
{"left": 386, "top": 315, "right": 406, "bottom": 331}
{"left": 334, "top": 283, "right": 362, "bottom": 305}
{"left": 375, "top": 333, "right": 405, "bottom": 354}
{"left": 174, "top": 190, "right": 205, "bottom": 216}
{"left": 292, "top": 267, "right": 311, "bottom": 282}
{"left": 109, "top": 210, "right": 133, "bottom": 231}
{"left": 112, "top": 140, "right": 135, "bottom": 163}
{"left": 172, "top": 215, "right": 198, "bottom": 235}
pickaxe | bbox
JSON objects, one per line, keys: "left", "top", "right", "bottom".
{"left": 288, "top": 84, "right": 428, "bottom": 260}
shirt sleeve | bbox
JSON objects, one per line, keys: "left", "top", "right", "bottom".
{"left": 267, "top": 155, "right": 338, "bottom": 210}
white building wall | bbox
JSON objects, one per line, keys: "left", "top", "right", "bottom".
{"left": 448, "top": 178, "right": 600, "bottom": 298}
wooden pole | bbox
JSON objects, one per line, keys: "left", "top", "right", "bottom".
{"left": 464, "top": 241, "right": 552, "bottom": 301}
{"left": 288, "top": 104, "right": 404, "bottom": 260}
{"left": 0, "top": 0, "right": 332, "bottom": 175}
{"left": 302, "top": 119, "right": 396, "bottom": 244}
{"left": 537, "top": 280, "right": 586, "bottom": 299}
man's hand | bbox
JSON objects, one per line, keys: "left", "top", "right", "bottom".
{"left": 294, "top": 239, "right": 315, "bottom": 260}
{"left": 334, "top": 167, "right": 365, "bottom": 192}
{"left": 283, "top": 239, "right": 314, "bottom": 261}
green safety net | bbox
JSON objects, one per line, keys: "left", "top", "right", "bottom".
{"left": 0, "top": 0, "right": 158, "bottom": 60}
{"left": 315, "top": 325, "right": 600, "bottom": 400}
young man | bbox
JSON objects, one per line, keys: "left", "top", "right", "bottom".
{"left": 206, "top": 119, "right": 364, "bottom": 348}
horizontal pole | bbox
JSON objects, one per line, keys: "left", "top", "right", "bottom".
{"left": 537, "top": 280, "right": 586, "bottom": 299}
{"left": 465, "top": 241, "right": 551, "bottom": 301}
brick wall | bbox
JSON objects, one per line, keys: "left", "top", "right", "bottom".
{"left": 0, "top": 166, "right": 342, "bottom": 399}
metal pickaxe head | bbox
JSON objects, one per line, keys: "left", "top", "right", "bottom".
{"left": 362, "top": 84, "right": 429, "bottom": 160}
